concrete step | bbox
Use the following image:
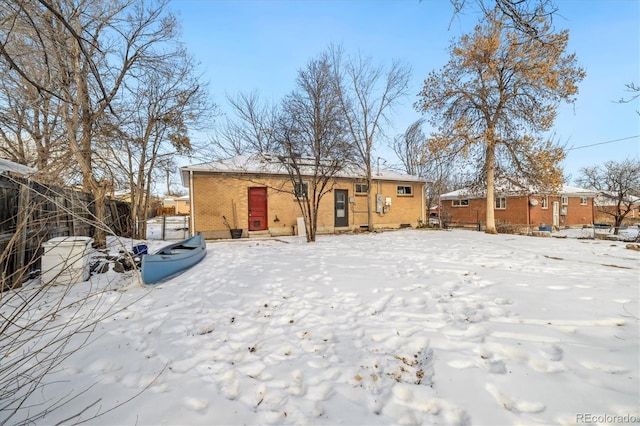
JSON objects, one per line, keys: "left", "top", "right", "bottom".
{"left": 248, "top": 230, "right": 271, "bottom": 238}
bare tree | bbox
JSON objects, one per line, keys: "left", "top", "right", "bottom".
{"left": 617, "top": 82, "right": 640, "bottom": 115}
{"left": 392, "top": 119, "right": 456, "bottom": 227}
{"left": 0, "top": 22, "right": 72, "bottom": 186}
{"left": 98, "top": 47, "right": 214, "bottom": 239}
{"left": 156, "top": 157, "right": 179, "bottom": 196}
{"left": 330, "top": 45, "right": 411, "bottom": 231}
{"left": 209, "top": 91, "right": 279, "bottom": 159}
{"left": 0, "top": 0, "right": 182, "bottom": 248}
{"left": 393, "top": 119, "right": 429, "bottom": 178}
{"left": 416, "top": 9, "right": 584, "bottom": 233}
{"left": 273, "top": 52, "right": 352, "bottom": 242}
{"left": 576, "top": 158, "right": 640, "bottom": 235}
{"left": 448, "top": 0, "right": 558, "bottom": 39}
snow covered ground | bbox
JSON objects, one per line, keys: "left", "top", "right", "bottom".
{"left": 146, "top": 215, "right": 191, "bottom": 240}
{"left": 3, "top": 228, "right": 639, "bottom": 425}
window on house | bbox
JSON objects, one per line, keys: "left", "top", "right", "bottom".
{"left": 541, "top": 196, "right": 548, "bottom": 209}
{"left": 355, "top": 183, "right": 368, "bottom": 194}
{"left": 452, "top": 199, "right": 469, "bottom": 207}
{"left": 294, "top": 182, "right": 308, "bottom": 199}
{"left": 397, "top": 185, "right": 413, "bottom": 196}
{"left": 580, "top": 196, "right": 588, "bottom": 205}
{"left": 561, "top": 195, "right": 569, "bottom": 205}
{"left": 495, "top": 197, "right": 506, "bottom": 209}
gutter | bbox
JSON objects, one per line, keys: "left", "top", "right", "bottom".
{"left": 189, "top": 170, "right": 195, "bottom": 236}
{"left": 421, "top": 182, "right": 426, "bottom": 224}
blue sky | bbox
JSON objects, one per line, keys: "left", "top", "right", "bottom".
{"left": 171, "top": 0, "right": 639, "bottom": 183}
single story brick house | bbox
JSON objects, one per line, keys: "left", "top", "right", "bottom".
{"left": 180, "top": 154, "right": 427, "bottom": 239}
{"left": 440, "top": 184, "right": 597, "bottom": 230}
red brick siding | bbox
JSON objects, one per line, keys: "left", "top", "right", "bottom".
{"left": 442, "top": 195, "right": 594, "bottom": 227}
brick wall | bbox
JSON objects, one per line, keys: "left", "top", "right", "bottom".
{"left": 191, "top": 172, "right": 425, "bottom": 238}
{"left": 175, "top": 199, "right": 190, "bottom": 215}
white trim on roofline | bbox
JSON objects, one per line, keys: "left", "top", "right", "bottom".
{"left": 180, "top": 153, "right": 426, "bottom": 187}
{"left": 440, "top": 184, "right": 597, "bottom": 200}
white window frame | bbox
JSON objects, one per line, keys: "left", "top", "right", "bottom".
{"left": 397, "top": 185, "right": 413, "bottom": 196}
{"left": 561, "top": 195, "right": 569, "bottom": 205}
{"left": 452, "top": 199, "right": 469, "bottom": 207}
{"left": 495, "top": 196, "right": 506, "bottom": 209}
{"left": 580, "top": 196, "right": 588, "bottom": 205}
{"left": 541, "top": 196, "right": 548, "bottom": 209}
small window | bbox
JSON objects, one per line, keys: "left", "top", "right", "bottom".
{"left": 495, "top": 197, "right": 506, "bottom": 209}
{"left": 541, "top": 196, "right": 548, "bottom": 209}
{"left": 397, "top": 185, "right": 413, "bottom": 196}
{"left": 561, "top": 195, "right": 569, "bottom": 205}
{"left": 355, "top": 183, "right": 368, "bottom": 194}
{"left": 294, "top": 182, "right": 308, "bottom": 199}
{"left": 580, "top": 196, "right": 588, "bottom": 205}
{"left": 452, "top": 199, "right": 469, "bottom": 207}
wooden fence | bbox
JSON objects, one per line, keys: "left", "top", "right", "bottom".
{"left": 0, "top": 175, "right": 131, "bottom": 289}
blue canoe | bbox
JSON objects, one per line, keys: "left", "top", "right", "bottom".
{"left": 140, "top": 233, "right": 207, "bottom": 285}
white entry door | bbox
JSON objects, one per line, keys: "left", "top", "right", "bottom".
{"left": 552, "top": 201, "right": 560, "bottom": 227}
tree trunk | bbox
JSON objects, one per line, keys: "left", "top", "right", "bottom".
{"left": 485, "top": 142, "right": 497, "bottom": 234}
{"left": 306, "top": 197, "right": 316, "bottom": 242}
{"left": 95, "top": 187, "right": 107, "bottom": 247}
{"left": 366, "top": 161, "right": 374, "bottom": 232}
{"left": 613, "top": 204, "right": 624, "bottom": 235}
{"left": 85, "top": 178, "right": 108, "bottom": 248}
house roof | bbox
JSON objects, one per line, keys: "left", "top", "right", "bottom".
{"left": 0, "top": 158, "right": 37, "bottom": 177}
{"left": 594, "top": 192, "right": 640, "bottom": 206}
{"left": 162, "top": 195, "right": 190, "bottom": 202}
{"left": 180, "top": 153, "right": 426, "bottom": 186}
{"left": 440, "top": 183, "right": 597, "bottom": 200}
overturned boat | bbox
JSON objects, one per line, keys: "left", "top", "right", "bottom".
{"left": 141, "top": 233, "right": 207, "bottom": 285}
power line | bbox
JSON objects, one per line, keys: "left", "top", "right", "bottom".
{"left": 567, "top": 135, "right": 639, "bottom": 151}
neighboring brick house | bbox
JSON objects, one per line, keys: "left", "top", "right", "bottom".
{"left": 593, "top": 193, "right": 640, "bottom": 224}
{"left": 180, "top": 154, "right": 427, "bottom": 239}
{"left": 440, "top": 184, "right": 597, "bottom": 230}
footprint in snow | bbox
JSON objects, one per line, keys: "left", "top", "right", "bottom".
{"left": 580, "top": 361, "right": 630, "bottom": 374}
{"left": 539, "top": 343, "right": 563, "bottom": 361}
{"left": 218, "top": 370, "right": 240, "bottom": 400}
{"left": 547, "top": 285, "right": 569, "bottom": 290}
{"left": 483, "top": 358, "right": 507, "bottom": 374}
{"left": 183, "top": 396, "right": 208, "bottom": 411}
{"left": 286, "top": 368, "right": 306, "bottom": 392}
{"left": 306, "top": 382, "right": 334, "bottom": 401}
{"left": 528, "top": 357, "right": 566, "bottom": 373}
{"left": 485, "top": 383, "right": 545, "bottom": 413}
{"left": 87, "top": 359, "right": 122, "bottom": 374}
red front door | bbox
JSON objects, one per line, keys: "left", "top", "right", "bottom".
{"left": 248, "top": 187, "right": 268, "bottom": 231}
